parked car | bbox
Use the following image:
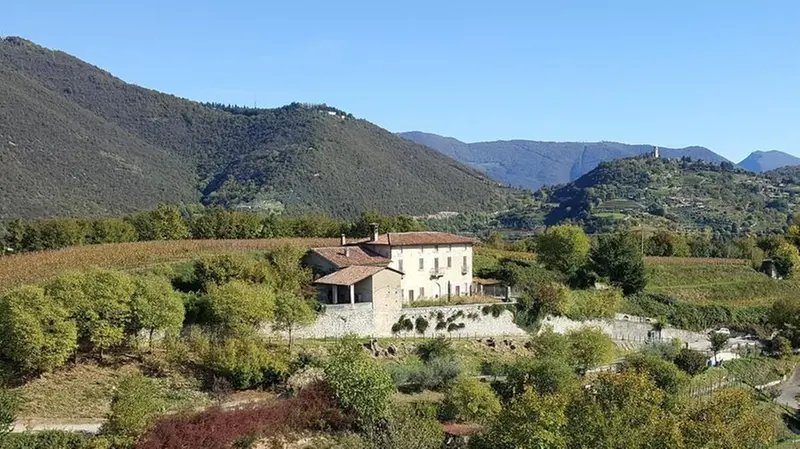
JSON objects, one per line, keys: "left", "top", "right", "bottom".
{"left": 715, "top": 328, "right": 731, "bottom": 336}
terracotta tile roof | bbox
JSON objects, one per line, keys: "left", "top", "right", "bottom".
{"left": 310, "top": 246, "right": 391, "bottom": 268}
{"left": 313, "top": 265, "right": 387, "bottom": 286}
{"left": 356, "top": 232, "right": 475, "bottom": 246}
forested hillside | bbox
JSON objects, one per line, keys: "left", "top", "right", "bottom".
{"left": 0, "top": 37, "right": 508, "bottom": 220}
{"left": 541, "top": 157, "right": 797, "bottom": 235}
{"left": 399, "top": 131, "right": 729, "bottom": 190}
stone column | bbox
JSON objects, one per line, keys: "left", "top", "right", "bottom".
{"left": 331, "top": 285, "right": 337, "bottom": 304}
{"left": 349, "top": 284, "right": 355, "bottom": 305}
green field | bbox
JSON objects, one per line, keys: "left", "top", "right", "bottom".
{"left": 645, "top": 261, "right": 800, "bottom": 307}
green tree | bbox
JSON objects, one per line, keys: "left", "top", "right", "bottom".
{"left": 131, "top": 276, "right": 185, "bottom": 347}
{"left": 265, "top": 245, "right": 314, "bottom": 297}
{"left": 324, "top": 337, "right": 396, "bottom": 423}
{"left": 127, "top": 204, "right": 189, "bottom": 241}
{"left": 530, "top": 282, "right": 572, "bottom": 316}
{"left": 472, "top": 388, "right": 567, "bottom": 449}
{"left": 679, "top": 388, "right": 776, "bottom": 449}
{"left": 0, "top": 286, "right": 77, "bottom": 373}
{"left": 619, "top": 352, "right": 688, "bottom": 399}
{"left": 101, "top": 373, "right": 166, "bottom": 441}
{"left": 441, "top": 376, "right": 501, "bottom": 424}
{"left": 0, "top": 387, "right": 20, "bottom": 438}
{"left": 526, "top": 327, "right": 571, "bottom": 361}
{"left": 769, "top": 298, "right": 800, "bottom": 346}
{"left": 674, "top": 348, "right": 708, "bottom": 376}
{"left": 193, "top": 253, "right": 268, "bottom": 290}
{"left": 505, "top": 357, "right": 576, "bottom": 397}
{"left": 709, "top": 332, "right": 729, "bottom": 364}
{"left": 89, "top": 218, "right": 138, "bottom": 244}
{"left": 773, "top": 242, "right": 800, "bottom": 279}
{"left": 565, "top": 327, "right": 615, "bottom": 374}
{"left": 272, "top": 291, "right": 317, "bottom": 351}
{"left": 590, "top": 232, "right": 647, "bottom": 295}
{"left": 566, "top": 372, "right": 668, "bottom": 449}
{"left": 536, "top": 225, "right": 590, "bottom": 276}
{"left": 2, "top": 219, "right": 27, "bottom": 252}
{"left": 205, "top": 281, "right": 276, "bottom": 336}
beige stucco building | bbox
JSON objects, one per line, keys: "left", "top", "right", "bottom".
{"left": 304, "top": 225, "right": 475, "bottom": 309}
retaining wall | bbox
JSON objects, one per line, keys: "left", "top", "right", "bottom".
{"left": 291, "top": 302, "right": 526, "bottom": 338}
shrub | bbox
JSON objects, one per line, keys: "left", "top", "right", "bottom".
{"left": 416, "top": 337, "right": 455, "bottom": 363}
{"left": 0, "top": 286, "right": 77, "bottom": 373}
{"left": 0, "top": 431, "right": 96, "bottom": 449}
{"left": 619, "top": 352, "right": 688, "bottom": 398}
{"left": 202, "top": 336, "right": 290, "bottom": 389}
{"left": 674, "top": 348, "right": 709, "bottom": 376}
{"left": 0, "top": 387, "right": 20, "bottom": 438}
{"left": 364, "top": 402, "right": 444, "bottom": 449}
{"left": 567, "top": 288, "right": 622, "bottom": 320}
{"left": 771, "top": 335, "right": 794, "bottom": 359}
{"left": 102, "top": 373, "right": 166, "bottom": 441}
{"left": 526, "top": 327, "right": 571, "bottom": 361}
{"left": 414, "top": 317, "right": 429, "bottom": 335}
{"left": 138, "top": 382, "right": 351, "bottom": 449}
{"left": 440, "top": 377, "right": 501, "bottom": 424}
{"left": 192, "top": 254, "right": 268, "bottom": 290}
{"left": 471, "top": 388, "right": 567, "bottom": 449}
{"left": 414, "top": 357, "right": 462, "bottom": 391}
{"left": 530, "top": 282, "right": 571, "bottom": 316}
{"left": 205, "top": 281, "right": 275, "bottom": 336}
{"left": 324, "top": 338, "right": 396, "bottom": 423}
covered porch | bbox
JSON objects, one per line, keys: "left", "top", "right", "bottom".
{"left": 313, "top": 265, "right": 385, "bottom": 305}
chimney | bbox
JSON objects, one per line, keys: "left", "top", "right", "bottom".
{"left": 369, "top": 223, "right": 379, "bottom": 242}
{"left": 340, "top": 234, "right": 346, "bottom": 246}
{"left": 344, "top": 248, "right": 350, "bottom": 258}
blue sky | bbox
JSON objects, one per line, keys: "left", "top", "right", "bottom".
{"left": 5, "top": 1, "right": 800, "bottom": 161}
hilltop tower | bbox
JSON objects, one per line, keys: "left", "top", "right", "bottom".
{"left": 653, "top": 146, "right": 660, "bottom": 158}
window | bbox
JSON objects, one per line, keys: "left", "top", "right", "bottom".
{"left": 455, "top": 285, "right": 461, "bottom": 296}
{"left": 435, "top": 245, "right": 439, "bottom": 252}
{"left": 419, "top": 258, "right": 424, "bottom": 270}
{"left": 398, "top": 259, "right": 404, "bottom": 272}
{"left": 419, "top": 287, "right": 425, "bottom": 298}
{"left": 408, "top": 290, "right": 414, "bottom": 302}
{"left": 447, "top": 256, "right": 452, "bottom": 268}
{"left": 434, "top": 258, "right": 439, "bottom": 271}
{"left": 462, "top": 256, "right": 467, "bottom": 267}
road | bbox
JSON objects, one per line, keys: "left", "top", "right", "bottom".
{"left": 777, "top": 364, "right": 800, "bottom": 410}
{"left": 11, "top": 420, "right": 102, "bottom": 434}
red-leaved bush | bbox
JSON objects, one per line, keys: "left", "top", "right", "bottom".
{"left": 136, "top": 382, "right": 353, "bottom": 449}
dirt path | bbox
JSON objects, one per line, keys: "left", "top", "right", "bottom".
{"left": 776, "top": 364, "right": 800, "bottom": 410}
{"left": 11, "top": 396, "right": 273, "bottom": 434}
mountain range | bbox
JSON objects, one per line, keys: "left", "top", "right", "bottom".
{"left": 399, "top": 131, "right": 800, "bottom": 190}
{"left": 0, "top": 37, "right": 508, "bottom": 220}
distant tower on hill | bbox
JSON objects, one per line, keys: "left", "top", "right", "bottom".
{"left": 653, "top": 146, "right": 660, "bottom": 158}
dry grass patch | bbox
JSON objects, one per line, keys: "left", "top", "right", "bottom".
{"left": 0, "top": 238, "right": 336, "bottom": 294}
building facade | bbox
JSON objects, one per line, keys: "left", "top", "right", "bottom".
{"left": 305, "top": 225, "right": 474, "bottom": 307}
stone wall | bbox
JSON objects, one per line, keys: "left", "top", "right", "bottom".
{"left": 292, "top": 302, "right": 526, "bottom": 338}
{"left": 540, "top": 314, "right": 708, "bottom": 348}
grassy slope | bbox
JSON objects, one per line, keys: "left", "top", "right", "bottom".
{"left": 645, "top": 261, "right": 800, "bottom": 306}
{"left": 0, "top": 238, "right": 336, "bottom": 294}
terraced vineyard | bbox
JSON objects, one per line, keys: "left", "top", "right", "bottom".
{"left": 645, "top": 261, "right": 800, "bottom": 306}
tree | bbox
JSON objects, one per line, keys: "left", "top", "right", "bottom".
{"left": 472, "top": 388, "right": 567, "bottom": 449}
{"left": 205, "top": 280, "right": 276, "bottom": 336}
{"left": 773, "top": 242, "right": 800, "bottom": 279}
{"left": 674, "top": 348, "right": 708, "bottom": 376}
{"left": 193, "top": 254, "right": 269, "bottom": 290}
{"left": 565, "top": 327, "right": 615, "bottom": 374}
{"left": 619, "top": 352, "right": 688, "bottom": 399}
{"left": 127, "top": 204, "right": 188, "bottom": 241}
{"left": 527, "top": 327, "right": 571, "bottom": 361}
{"left": 48, "top": 269, "right": 136, "bottom": 357}
{"left": 101, "top": 373, "right": 166, "bottom": 441}
{"left": 505, "top": 356, "right": 576, "bottom": 397}
{"left": 272, "top": 291, "right": 317, "bottom": 351}
{"left": 709, "top": 332, "right": 729, "bottom": 364}
{"left": 590, "top": 232, "right": 647, "bottom": 295}
{"left": 265, "top": 245, "right": 314, "bottom": 298}
{"left": 566, "top": 372, "right": 668, "bottom": 449}
{"left": 324, "top": 337, "right": 396, "bottom": 423}
{"left": 680, "top": 388, "right": 776, "bottom": 449}
{"left": 0, "top": 286, "right": 77, "bottom": 373}
{"left": 131, "top": 276, "right": 185, "bottom": 347}
{"left": 529, "top": 282, "right": 572, "bottom": 317}
{"left": 536, "top": 225, "right": 590, "bottom": 276}
{"left": 0, "top": 388, "right": 20, "bottom": 438}
{"left": 441, "top": 376, "right": 501, "bottom": 424}
{"left": 89, "top": 218, "right": 138, "bottom": 244}
{"left": 769, "top": 298, "right": 800, "bottom": 346}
